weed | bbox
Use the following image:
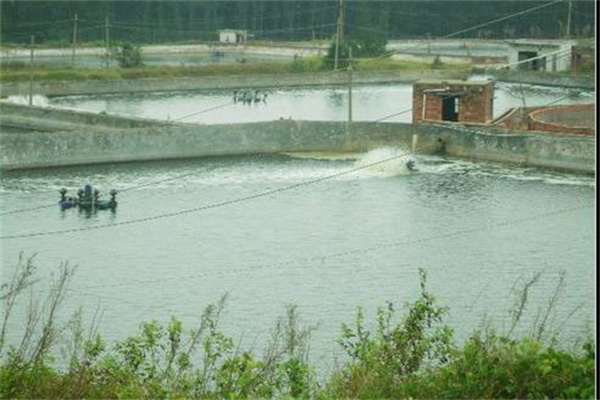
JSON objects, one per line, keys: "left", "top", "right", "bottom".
{"left": 0, "top": 260, "right": 594, "bottom": 399}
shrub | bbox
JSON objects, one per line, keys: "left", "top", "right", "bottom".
{"left": 1, "top": 260, "right": 595, "bottom": 400}
{"left": 114, "top": 42, "right": 144, "bottom": 68}
{"left": 398, "top": 333, "right": 596, "bottom": 399}
{"left": 431, "top": 55, "right": 444, "bottom": 69}
{"left": 322, "top": 269, "right": 455, "bottom": 399}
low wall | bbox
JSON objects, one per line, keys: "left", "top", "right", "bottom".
{"left": 0, "top": 70, "right": 470, "bottom": 97}
{"left": 489, "top": 104, "right": 595, "bottom": 136}
{"left": 0, "top": 102, "right": 171, "bottom": 131}
{"left": 529, "top": 104, "right": 595, "bottom": 135}
{"left": 476, "top": 69, "right": 595, "bottom": 90}
{"left": 423, "top": 122, "right": 595, "bottom": 173}
{"left": 1, "top": 109, "right": 594, "bottom": 173}
{"left": 1, "top": 68, "right": 593, "bottom": 98}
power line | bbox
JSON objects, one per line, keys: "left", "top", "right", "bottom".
{"left": 0, "top": 166, "right": 216, "bottom": 217}
{"left": 0, "top": 150, "right": 416, "bottom": 240}
{"left": 105, "top": 21, "right": 336, "bottom": 38}
{"left": 361, "top": 0, "right": 568, "bottom": 63}
{"left": 80, "top": 5, "right": 339, "bottom": 31}
{"left": 373, "top": 107, "right": 412, "bottom": 123}
{"left": 170, "top": 101, "right": 235, "bottom": 122}
{"left": 436, "top": 0, "right": 566, "bottom": 41}
{"left": 72, "top": 201, "right": 593, "bottom": 293}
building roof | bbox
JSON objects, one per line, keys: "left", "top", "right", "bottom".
{"left": 219, "top": 29, "right": 248, "bottom": 34}
{"left": 415, "top": 79, "right": 493, "bottom": 86}
{"left": 505, "top": 39, "right": 576, "bottom": 48}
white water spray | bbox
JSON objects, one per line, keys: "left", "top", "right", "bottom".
{"left": 354, "top": 147, "right": 416, "bottom": 178}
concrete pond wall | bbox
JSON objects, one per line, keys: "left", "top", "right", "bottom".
{"left": 1, "top": 69, "right": 593, "bottom": 100}
{"left": 0, "top": 104, "right": 594, "bottom": 174}
{"left": 475, "top": 69, "right": 595, "bottom": 90}
{"left": 0, "top": 70, "right": 471, "bottom": 98}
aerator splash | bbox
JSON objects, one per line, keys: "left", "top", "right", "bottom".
{"left": 59, "top": 184, "right": 117, "bottom": 211}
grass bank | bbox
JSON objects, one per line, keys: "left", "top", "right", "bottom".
{"left": 0, "top": 57, "right": 467, "bottom": 83}
{"left": 0, "top": 258, "right": 595, "bottom": 399}
{"left": 0, "top": 39, "right": 328, "bottom": 50}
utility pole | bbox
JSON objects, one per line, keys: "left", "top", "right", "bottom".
{"left": 29, "top": 35, "right": 34, "bottom": 106}
{"left": 565, "top": 0, "right": 572, "bottom": 39}
{"left": 347, "top": 46, "right": 353, "bottom": 137}
{"left": 334, "top": 12, "right": 340, "bottom": 70}
{"left": 71, "top": 13, "right": 78, "bottom": 68}
{"left": 105, "top": 15, "right": 110, "bottom": 69}
{"left": 334, "top": 0, "right": 345, "bottom": 71}
{"left": 339, "top": 0, "right": 345, "bottom": 44}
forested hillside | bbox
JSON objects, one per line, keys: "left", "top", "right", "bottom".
{"left": 1, "top": 1, "right": 595, "bottom": 45}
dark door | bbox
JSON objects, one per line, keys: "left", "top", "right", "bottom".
{"left": 442, "top": 96, "right": 459, "bottom": 122}
{"left": 518, "top": 51, "right": 538, "bottom": 70}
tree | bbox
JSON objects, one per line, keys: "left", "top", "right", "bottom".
{"left": 323, "top": 28, "right": 389, "bottom": 70}
{"left": 114, "top": 42, "right": 143, "bottom": 68}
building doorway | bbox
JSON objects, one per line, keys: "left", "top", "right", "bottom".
{"left": 518, "top": 51, "right": 545, "bottom": 71}
{"left": 442, "top": 96, "right": 459, "bottom": 122}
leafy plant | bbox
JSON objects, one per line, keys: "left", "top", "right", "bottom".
{"left": 114, "top": 42, "right": 144, "bottom": 68}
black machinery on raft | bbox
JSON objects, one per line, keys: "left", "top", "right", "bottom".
{"left": 59, "top": 184, "right": 118, "bottom": 211}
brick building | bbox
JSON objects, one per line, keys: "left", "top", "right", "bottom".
{"left": 412, "top": 79, "right": 494, "bottom": 124}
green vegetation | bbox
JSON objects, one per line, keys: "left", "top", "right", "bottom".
{"left": 323, "top": 28, "right": 390, "bottom": 70}
{"left": 114, "top": 42, "right": 144, "bottom": 68}
{"left": 0, "top": 56, "right": 470, "bottom": 83}
{"left": 1, "top": 257, "right": 595, "bottom": 399}
{"left": 1, "top": 1, "right": 595, "bottom": 46}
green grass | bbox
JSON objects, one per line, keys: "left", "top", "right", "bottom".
{"left": 0, "top": 56, "right": 470, "bottom": 83}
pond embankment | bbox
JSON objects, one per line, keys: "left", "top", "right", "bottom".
{"left": 1, "top": 103, "right": 594, "bottom": 173}
{"left": 1, "top": 68, "right": 593, "bottom": 99}
{"left": 0, "top": 70, "right": 470, "bottom": 97}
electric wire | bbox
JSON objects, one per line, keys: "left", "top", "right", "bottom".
{"left": 373, "top": 107, "right": 413, "bottom": 123}
{"left": 0, "top": 166, "right": 215, "bottom": 217}
{"left": 349, "top": 0, "right": 569, "bottom": 64}
{"left": 71, "top": 200, "right": 594, "bottom": 293}
{"left": 170, "top": 101, "right": 235, "bottom": 122}
{"left": 0, "top": 150, "right": 417, "bottom": 240}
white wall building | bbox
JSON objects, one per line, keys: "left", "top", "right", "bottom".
{"left": 506, "top": 39, "right": 575, "bottom": 72}
{"left": 218, "top": 30, "right": 248, "bottom": 44}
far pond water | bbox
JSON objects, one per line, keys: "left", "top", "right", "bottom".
{"left": 1, "top": 83, "right": 595, "bottom": 374}
{"left": 45, "top": 82, "right": 594, "bottom": 124}
{"left": 1, "top": 51, "right": 292, "bottom": 69}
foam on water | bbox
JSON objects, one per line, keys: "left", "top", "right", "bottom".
{"left": 283, "top": 152, "right": 362, "bottom": 161}
{"left": 353, "top": 147, "right": 415, "bottom": 178}
{"left": 416, "top": 156, "right": 595, "bottom": 187}
{"left": 4, "top": 94, "right": 50, "bottom": 107}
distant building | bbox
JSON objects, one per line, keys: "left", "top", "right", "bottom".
{"left": 571, "top": 44, "right": 594, "bottom": 74}
{"left": 506, "top": 39, "right": 575, "bottom": 72}
{"left": 412, "top": 79, "right": 494, "bottom": 124}
{"left": 219, "top": 29, "right": 248, "bottom": 44}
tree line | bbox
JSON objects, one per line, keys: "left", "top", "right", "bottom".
{"left": 1, "top": 1, "right": 595, "bottom": 45}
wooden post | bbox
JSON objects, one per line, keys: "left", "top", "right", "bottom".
{"left": 71, "top": 13, "right": 78, "bottom": 68}
{"left": 29, "top": 35, "right": 34, "bottom": 106}
{"left": 411, "top": 134, "right": 419, "bottom": 153}
{"left": 334, "top": 0, "right": 345, "bottom": 71}
{"left": 105, "top": 15, "right": 110, "bottom": 69}
{"left": 339, "top": 0, "right": 345, "bottom": 43}
{"left": 334, "top": 19, "right": 340, "bottom": 70}
{"left": 566, "top": 0, "right": 572, "bottom": 39}
{"left": 347, "top": 46, "right": 353, "bottom": 135}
